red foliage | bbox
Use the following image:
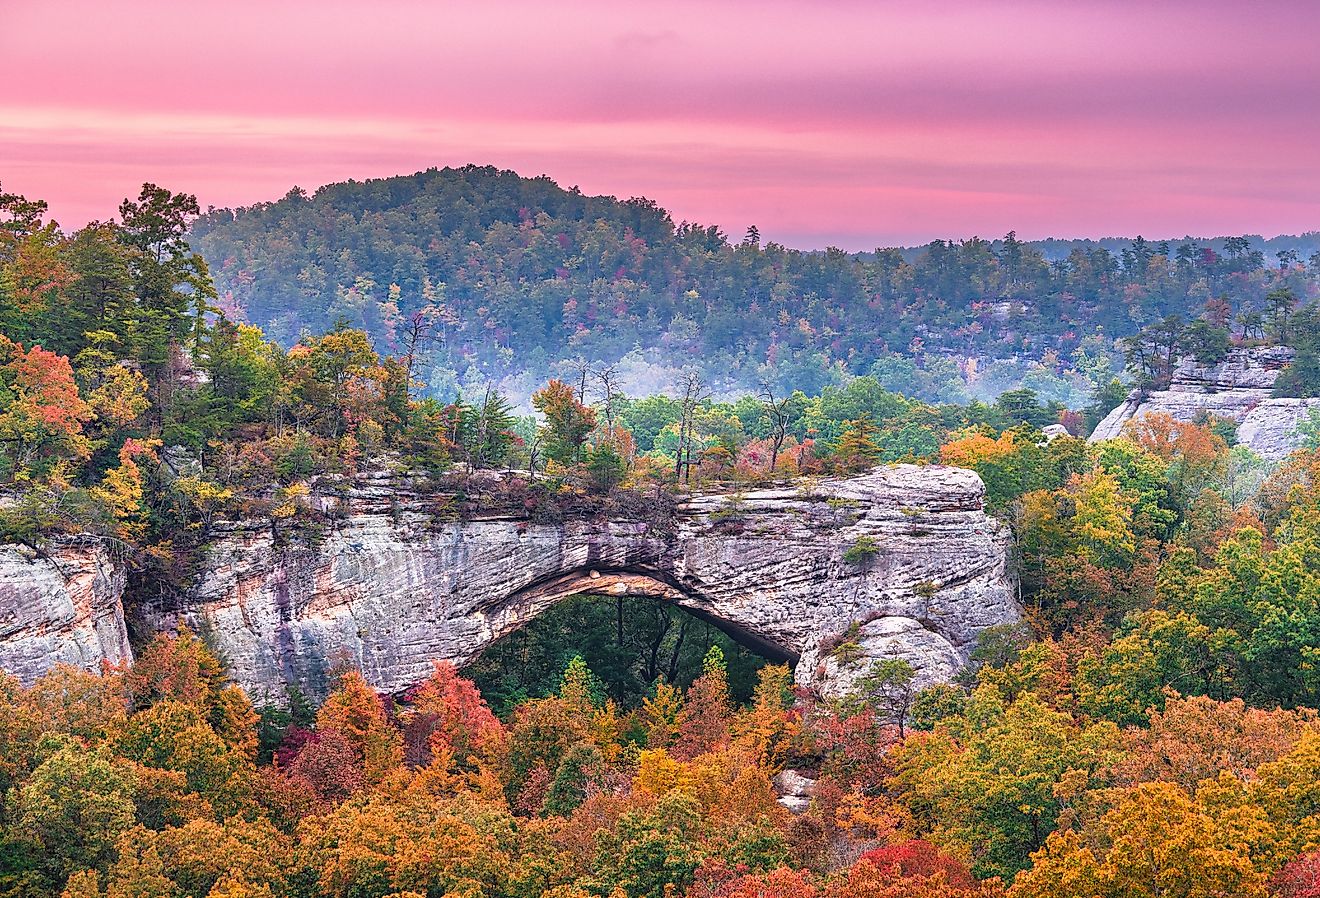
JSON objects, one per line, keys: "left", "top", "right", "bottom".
{"left": 692, "top": 860, "right": 817, "bottom": 898}
{"left": 514, "top": 763, "right": 553, "bottom": 816}
{"left": 123, "top": 628, "right": 225, "bottom": 712}
{"left": 857, "top": 840, "right": 976, "bottom": 891}
{"left": 273, "top": 724, "right": 314, "bottom": 769}
{"left": 673, "top": 669, "right": 732, "bottom": 760}
{"left": 285, "top": 727, "right": 366, "bottom": 805}
{"left": 402, "top": 661, "right": 506, "bottom": 768}
{"left": 1272, "top": 851, "right": 1320, "bottom": 898}
{"left": 2, "top": 339, "right": 91, "bottom": 436}
{"left": 809, "top": 705, "right": 899, "bottom": 787}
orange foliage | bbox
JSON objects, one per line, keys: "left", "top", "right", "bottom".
{"left": 315, "top": 670, "right": 404, "bottom": 784}
{"left": 402, "top": 661, "right": 506, "bottom": 770}
{"left": 939, "top": 431, "right": 1016, "bottom": 468}
{"left": 1111, "top": 692, "right": 1314, "bottom": 790}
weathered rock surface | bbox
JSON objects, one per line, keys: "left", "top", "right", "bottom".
{"left": 773, "top": 769, "right": 818, "bottom": 814}
{"left": 1090, "top": 346, "right": 1320, "bottom": 458}
{"left": 137, "top": 465, "right": 1017, "bottom": 702}
{"left": 0, "top": 541, "right": 131, "bottom": 684}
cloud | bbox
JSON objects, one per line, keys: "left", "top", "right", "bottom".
{"left": 1, "top": 0, "right": 1318, "bottom": 248}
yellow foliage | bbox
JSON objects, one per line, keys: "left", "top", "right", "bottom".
{"left": 86, "top": 364, "right": 150, "bottom": 427}
{"left": 633, "top": 748, "right": 689, "bottom": 797}
{"left": 270, "top": 481, "right": 309, "bottom": 519}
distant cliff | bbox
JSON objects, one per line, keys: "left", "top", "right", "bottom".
{"left": 0, "top": 467, "right": 1018, "bottom": 700}
{"left": 1090, "top": 346, "right": 1320, "bottom": 458}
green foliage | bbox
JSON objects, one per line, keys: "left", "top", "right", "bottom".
{"left": 190, "top": 167, "right": 1320, "bottom": 406}
{"left": 13, "top": 744, "right": 136, "bottom": 883}
{"left": 466, "top": 595, "right": 769, "bottom": 713}
{"left": 7, "top": 173, "right": 1320, "bottom": 898}
{"left": 893, "top": 687, "right": 1121, "bottom": 880}
{"left": 853, "top": 658, "right": 917, "bottom": 731}
{"left": 1275, "top": 302, "right": 1320, "bottom": 397}
{"left": 585, "top": 442, "right": 627, "bottom": 493}
{"left": 842, "top": 535, "right": 880, "bottom": 565}
{"left": 541, "top": 743, "right": 601, "bottom": 817}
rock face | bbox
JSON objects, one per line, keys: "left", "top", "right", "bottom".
{"left": 0, "top": 541, "right": 131, "bottom": 684}
{"left": 1090, "top": 346, "right": 1320, "bottom": 458}
{"left": 773, "top": 769, "right": 818, "bottom": 814}
{"left": 138, "top": 465, "right": 1018, "bottom": 702}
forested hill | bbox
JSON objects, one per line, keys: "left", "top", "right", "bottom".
{"left": 191, "top": 165, "right": 1320, "bottom": 406}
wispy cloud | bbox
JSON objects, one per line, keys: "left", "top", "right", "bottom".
{"left": 2, "top": 0, "right": 1317, "bottom": 248}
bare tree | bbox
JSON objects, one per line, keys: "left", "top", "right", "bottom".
{"left": 596, "top": 363, "right": 622, "bottom": 430}
{"left": 401, "top": 305, "right": 441, "bottom": 400}
{"left": 565, "top": 357, "right": 593, "bottom": 404}
{"left": 759, "top": 380, "right": 791, "bottom": 473}
{"left": 675, "top": 370, "right": 710, "bottom": 485}
{"left": 526, "top": 431, "right": 543, "bottom": 479}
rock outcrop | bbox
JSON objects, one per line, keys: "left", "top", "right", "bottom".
{"left": 0, "top": 541, "right": 131, "bottom": 684}
{"left": 1090, "top": 346, "right": 1320, "bottom": 458}
{"left": 137, "top": 465, "right": 1017, "bottom": 702}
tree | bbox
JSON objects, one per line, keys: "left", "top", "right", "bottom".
{"left": 1272, "top": 851, "right": 1320, "bottom": 898}
{"left": 124, "top": 627, "right": 228, "bottom": 714}
{"left": 892, "top": 687, "right": 1120, "bottom": 880}
{"left": 595, "top": 364, "right": 623, "bottom": 430}
{"left": 1266, "top": 286, "right": 1298, "bottom": 345}
{"left": 0, "top": 337, "right": 92, "bottom": 480}
{"left": 113, "top": 701, "right": 249, "bottom": 814}
{"left": 285, "top": 728, "right": 365, "bottom": 805}
{"left": 1124, "top": 315, "right": 1185, "bottom": 388}
{"left": 117, "top": 183, "right": 217, "bottom": 372}
{"left": 1007, "top": 782, "right": 1266, "bottom": 898}
{"left": 585, "top": 441, "right": 627, "bottom": 493}
{"left": 759, "top": 382, "right": 791, "bottom": 473}
{"left": 854, "top": 658, "right": 917, "bottom": 736}
{"left": 464, "top": 387, "right": 516, "bottom": 469}
{"left": 1273, "top": 302, "right": 1320, "bottom": 397}
{"left": 542, "top": 742, "right": 602, "bottom": 817}
{"left": 533, "top": 379, "right": 596, "bottom": 466}
{"left": 15, "top": 744, "right": 136, "bottom": 881}
{"left": 854, "top": 840, "right": 977, "bottom": 890}
{"left": 403, "top": 661, "right": 504, "bottom": 770}
{"left": 994, "top": 388, "right": 1053, "bottom": 429}
{"left": 1184, "top": 319, "right": 1231, "bottom": 365}
{"left": 675, "top": 371, "right": 710, "bottom": 484}
{"left": 1112, "top": 693, "right": 1312, "bottom": 790}
{"left": 673, "top": 647, "right": 732, "bottom": 760}
{"left": 315, "top": 670, "right": 403, "bottom": 784}
{"left": 834, "top": 417, "right": 882, "bottom": 471}
{"left": 399, "top": 301, "right": 450, "bottom": 400}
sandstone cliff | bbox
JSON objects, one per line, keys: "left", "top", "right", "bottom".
{"left": 142, "top": 464, "right": 1016, "bottom": 701}
{"left": 0, "top": 465, "right": 1018, "bottom": 701}
{"left": 1090, "top": 346, "right": 1320, "bottom": 458}
{"left": 0, "top": 540, "right": 131, "bottom": 684}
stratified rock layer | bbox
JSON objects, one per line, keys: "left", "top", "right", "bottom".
{"left": 0, "top": 541, "right": 131, "bottom": 683}
{"left": 1090, "top": 346, "right": 1320, "bottom": 458}
{"left": 140, "top": 465, "right": 1018, "bottom": 701}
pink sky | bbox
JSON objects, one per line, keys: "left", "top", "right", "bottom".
{"left": 2, "top": 0, "right": 1318, "bottom": 250}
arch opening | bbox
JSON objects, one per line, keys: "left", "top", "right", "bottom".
{"left": 462, "top": 569, "right": 799, "bottom": 714}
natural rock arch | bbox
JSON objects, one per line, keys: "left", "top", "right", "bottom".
{"left": 471, "top": 566, "right": 802, "bottom": 668}
{"left": 137, "top": 464, "right": 1018, "bottom": 702}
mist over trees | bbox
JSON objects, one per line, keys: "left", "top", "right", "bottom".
{"left": 191, "top": 166, "right": 1320, "bottom": 409}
